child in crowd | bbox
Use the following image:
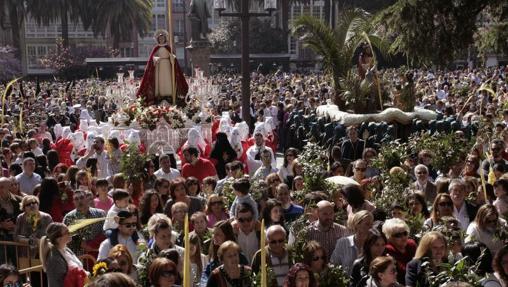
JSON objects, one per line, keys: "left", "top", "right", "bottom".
{"left": 94, "top": 178, "right": 114, "bottom": 212}
{"left": 493, "top": 179, "right": 508, "bottom": 216}
{"left": 103, "top": 189, "right": 130, "bottom": 231}
{"left": 229, "top": 178, "right": 258, "bottom": 220}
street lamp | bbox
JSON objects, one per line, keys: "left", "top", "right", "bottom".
{"left": 214, "top": 0, "right": 276, "bottom": 127}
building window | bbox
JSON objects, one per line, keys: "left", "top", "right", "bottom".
{"left": 26, "top": 44, "right": 54, "bottom": 69}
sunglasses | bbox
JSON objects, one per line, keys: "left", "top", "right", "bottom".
{"left": 25, "top": 202, "right": 38, "bottom": 208}
{"left": 486, "top": 218, "right": 498, "bottom": 224}
{"left": 121, "top": 223, "right": 137, "bottom": 228}
{"left": 109, "top": 268, "right": 122, "bottom": 273}
{"left": 416, "top": 171, "right": 427, "bottom": 175}
{"left": 73, "top": 195, "right": 85, "bottom": 201}
{"left": 238, "top": 217, "right": 253, "bottom": 223}
{"left": 210, "top": 201, "right": 223, "bottom": 206}
{"left": 312, "top": 255, "right": 326, "bottom": 261}
{"left": 3, "top": 283, "right": 21, "bottom": 287}
{"left": 269, "top": 239, "right": 285, "bottom": 245}
{"left": 438, "top": 201, "right": 453, "bottom": 208}
{"left": 392, "top": 231, "right": 408, "bottom": 238}
{"left": 355, "top": 167, "right": 366, "bottom": 172}
{"left": 161, "top": 270, "right": 177, "bottom": 277}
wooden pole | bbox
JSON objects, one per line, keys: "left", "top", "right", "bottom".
{"left": 167, "top": 0, "right": 175, "bottom": 53}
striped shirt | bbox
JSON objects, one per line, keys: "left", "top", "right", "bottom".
{"left": 63, "top": 207, "right": 106, "bottom": 256}
{"left": 269, "top": 252, "right": 290, "bottom": 287}
{"left": 305, "top": 221, "right": 350, "bottom": 260}
{"left": 330, "top": 235, "right": 358, "bottom": 275}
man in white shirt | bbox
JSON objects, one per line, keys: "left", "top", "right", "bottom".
{"left": 410, "top": 164, "right": 436, "bottom": 205}
{"left": 76, "top": 136, "right": 110, "bottom": 179}
{"left": 15, "top": 157, "right": 41, "bottom": 195}
{"left": 154, "top": 154, "right": 180, "bottom": 181}
{"left": 246, "top": 127, "right": 275, "bottom": 177}
{"left": 449, "top": 179, "right": 478, "bottom": 231}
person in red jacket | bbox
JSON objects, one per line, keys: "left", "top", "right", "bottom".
{"left": 181, "top": 146, "right": 217, "bottom": 183}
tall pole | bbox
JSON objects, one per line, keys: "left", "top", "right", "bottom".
{"left": 240, "top": 0, "right": 251, "bottom": 126}
{"left": 167, "top": 0, "right": 175, "bottom": 52}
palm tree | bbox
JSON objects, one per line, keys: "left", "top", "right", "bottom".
{"left": 90, "top": 0, "right": 152, "bottom": 50}
{"left": 291, "top": 8, "right": 389, "bottom": 110}
{"left": 0, "top": 0, "right": 26, "bottom": 54}
{"left": 25, "top": 0, "right": 87, "bottom": 47}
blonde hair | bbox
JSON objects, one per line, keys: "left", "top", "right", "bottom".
{"left": 147, "top": 213, "right": 172, "bottom": 238}
{"left": 171, "top": 201, "right": 188, "bottom": 214}
{"left": 217, "top": 240, "right": 240, "bottom": 262}
{"left": 20, "top": 195, "right": 39, "bottom": 210}
{"left": 39, "top": 222, "right": 68, "bottom": 272}
{"left": 414, "top": 231, "right": 447, "bottom": 259}
{"left": 108, "top": 244, "right": 134, "bottom": 274}
{"left": 347, "top": 210, "right": 374, "bottom": 232}
{"left": 369, "top": 256, "right": 395, "bottom": 281}
{"left": 382, "top": 218, "right": 409, "bottom": 239}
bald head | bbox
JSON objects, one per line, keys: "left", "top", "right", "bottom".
{"left": 316, "top": 200, "right": 333, "bottom": 210}
{"left": 317, "top": 200, "right": 335, "bottom": 228}
{"left": 0, "top": 177, "right": 11, "bottom": 197}
{"left": 266, "top": 224, "right": 286, "bottom": 240}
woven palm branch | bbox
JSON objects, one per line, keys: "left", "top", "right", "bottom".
{"left": 67, "top": 217, "right": 109, "bottom": 234}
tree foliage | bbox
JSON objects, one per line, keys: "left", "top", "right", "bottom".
{"left": 209, "top": 18, "right": 286, "bottom": 54}
{"left": 291, "top": 9, "right": 390, "bottom": 108}
{"left": 0, "top": 46, "right": 21, "bottom": 82}
{"left": 40, "top": 38, "right": 116, "bottom": 79}
{"left": 375, "top": 0, "right": 506, "bottom": 66}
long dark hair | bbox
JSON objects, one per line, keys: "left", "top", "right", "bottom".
{"left": 262, "top": 199, "right": 284, "bottom": 227}
{"left": 38, "top": 177, "right": 60, "bottom": 213}
{"left": 209, "top": 220, "right": 236, "bottom": 261}
{"left": 139, "top": 190, "right": 163, "bottom": 225}
{"left": 283, "top": 263, "right": 317, "bottom": 287}
{"left": 210, "top": 132, "right": 237, "bottom": 162}
{"left": 363, "top": 228, "right": 387, "bottom": 264}
{"left": 341, "top": 184, "right": 365, "bottom": 210}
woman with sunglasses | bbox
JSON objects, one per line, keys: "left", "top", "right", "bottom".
{"left": 279, "top": 148, "right": 298, "bottom": 186}
{"left": 382, "top": 218, "right": 416, "bottom": 284}
{"left": 106, "top": 244, "right": 138, "bottom": 281}
{"left": 14, "top": 195, "right": 53, "bottom": 248}
{"left": 365, "top": 256, "right": 401, "bottom": 287}
{"left": 302, "top": 241, "right": 329, "bottom": 279}
{"left": 149, "top": 257, "right": 179, "bottom": 287}
{"left": 465, "top": 204, "right": 507, "bottom": 255}
{"left": 205, "top": 194, "right": 229, "bottom": 228}
{"left": 98, "top": 210, "right": 145, "bottom": 262}
{"left": 423, "top": 194, "right": 455, "bottom": 229}
{"left": 0, "top": 264, "right": 30, "bottom": 287}
{"left": 405, "top": 231, "right": 447, "bottom": 287}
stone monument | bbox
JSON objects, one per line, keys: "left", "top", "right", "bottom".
{"left": 187, "top": 0, "right": 212, "bottom": 76}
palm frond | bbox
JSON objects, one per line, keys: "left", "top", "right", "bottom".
{"left": 67, "top": 217, "right": 108, "bottom": 234}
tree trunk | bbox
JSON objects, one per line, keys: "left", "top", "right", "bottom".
{"left": 8, "top": 3, "right": 21, "bottom": 57}
{"left": 60, "top": 5, "right": 69, "bottom": 47}
{"left": 281, "top": 0, "right": 289, "bottom": 32}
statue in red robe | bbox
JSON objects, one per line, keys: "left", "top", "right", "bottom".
{"left": 137, "top": 30, "right": 189, "bottom": 106}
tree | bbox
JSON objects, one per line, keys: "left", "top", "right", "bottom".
{"left": 89, "top": 0, "right": 152, "bottom": 50}
{"left": 0, "top": 0, "right": 26, "bottom": 55}
{"left": 25, "top": 0, "right": 88, "bottom": 47}
{"left": 291, "top": 8, "right": 389, "bottom": 109}
{"left": 375, "top": 0, "right": 504, "bottom": 67}
{"left": 474, "top": 2, "right": 508, "bottom": 60}
{"left": 209, "top": 18, "right": 286, "bottom": 54}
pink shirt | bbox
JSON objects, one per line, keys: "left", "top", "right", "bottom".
{"left": 94, "top": 196, "right": 114, "bottom": 212}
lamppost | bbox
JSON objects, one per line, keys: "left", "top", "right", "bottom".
{"left": 213, "top": 0, "right": 277, "bottom": 126}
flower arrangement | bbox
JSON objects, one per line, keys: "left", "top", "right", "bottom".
{"left": 92, "top": 262, "right": 108, "bottom": 277}
{"left": 119, "top": 99, "right": 186, "bottom": 130}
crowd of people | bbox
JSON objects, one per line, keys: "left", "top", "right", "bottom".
{"left": 0, "top": 65, "right": 507, "bottom": 287}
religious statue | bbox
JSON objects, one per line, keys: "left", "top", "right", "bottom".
{"left": 394, "top": 71, "right": 416, "bottom": 112}
{"left": 188, "top": 0, "right": 211, "bottom": 42}
{"left": 357, "top": 43, "right": 374, "bottom": 80}
{"left": 136, "top": 30, "right": 189, "bottom": 106}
